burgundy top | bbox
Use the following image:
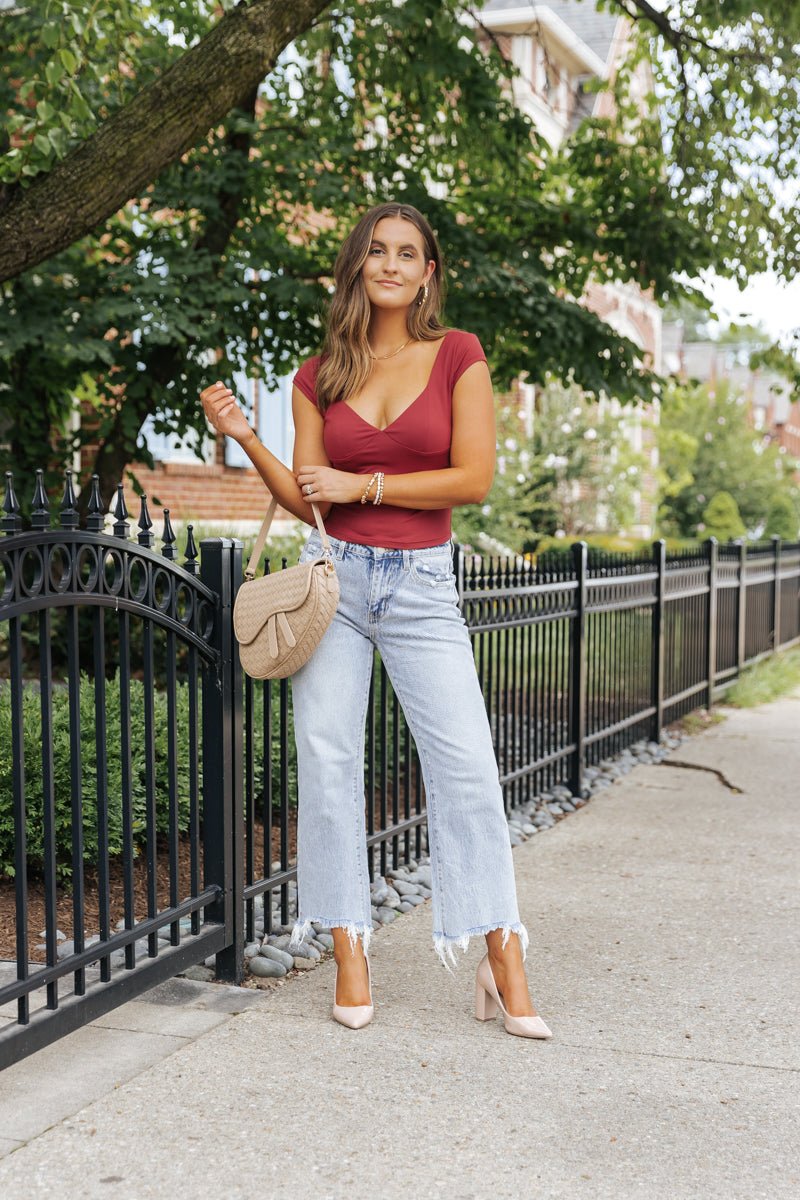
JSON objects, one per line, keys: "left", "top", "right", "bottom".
{"left": 292, "top": 328, "right": 488, "bottom": 549}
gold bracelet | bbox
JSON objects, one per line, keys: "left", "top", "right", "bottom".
{"left": 360, "top": 472, "right": 380, "bottom": 504}
{"left": 372, "top": 471, "right": 384, "bottom": 506}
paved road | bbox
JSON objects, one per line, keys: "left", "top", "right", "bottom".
{"left": 1, "top": 688, "right": 797, "bottom": 1199}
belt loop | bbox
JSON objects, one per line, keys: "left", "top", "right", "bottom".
{"left": 402, "top": 548, "right": 410, "bottom": 571}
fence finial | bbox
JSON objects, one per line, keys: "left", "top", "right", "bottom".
{"left": 2, "top": 471, "right": 21, "bottom": 534}
{"left": 113, "top": 483, "right": 130, "bottom": 539}
{"left": 31, "top": 469, "right": 50, "bottom": 530}
{"left": 161, "top": 508, "right": 177, "bottom": 560}
{"left": 184, "top": 524, "right": 199, "bottom": 575}
{"left": 137, "top": 494, "right": 154, "bottom": 548}
{"left": 59, "top": 468, "right": 79, "bottom": 530}
{"left": 86, "top": 474, "right": 105, "bottom": 532}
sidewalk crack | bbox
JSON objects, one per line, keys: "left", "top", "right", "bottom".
{"left": 658, "top": 760, "right": 744, "bottom": 794}
{"left": 560, "top": 1040, "right": 797, "bottom": 1073}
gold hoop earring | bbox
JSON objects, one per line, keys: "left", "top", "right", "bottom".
{"left": 418, "top": 282, "right": 429, "bottom": 307}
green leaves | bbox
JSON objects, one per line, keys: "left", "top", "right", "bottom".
{"left": 0, "top": 0, "right": 193, "bottom": 186}
{"left": 655, "top": 376, "right": 799, "bottom": 538}
{"left": 0, "top": 672, "right": 195, "bottom": 887}
{"left": 608, "top": 0, "right": 800, "bottom": 280}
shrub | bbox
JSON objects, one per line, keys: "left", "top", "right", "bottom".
{"left": 0, "top": 672, "right": 193, "bottom": 886}
{"left": 0, "top": 669, "right": 307, "bottom": 888}
{"left": 700, "top": 491, "right": 746, "bottom": 541}
{"left": 763, "top": 494, "right": 799, "bottom": 541}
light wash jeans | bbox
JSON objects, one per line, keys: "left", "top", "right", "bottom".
{"left": 287, "top": 529, "right": 530, "bottom": 972}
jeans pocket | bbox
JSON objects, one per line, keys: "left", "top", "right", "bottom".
{"left": 410, "top": 554, "right": 454, "bottom": 587}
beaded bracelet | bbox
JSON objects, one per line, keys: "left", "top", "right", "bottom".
{"left": 360, "top": 472, "right": 380, "bottom": 504}
{"left": 372, "top": 471, "right": 384, "bottom": 506}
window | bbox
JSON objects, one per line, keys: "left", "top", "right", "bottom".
{"left": 224, "top": 368, "right": 295, "bottom": 468}
{"left": 139, "top": 414, "right": 215, "bottom": 465}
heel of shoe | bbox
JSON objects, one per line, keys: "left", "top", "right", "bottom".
{"left": 475, "top": 980, "right": 498, "bottom": 1021}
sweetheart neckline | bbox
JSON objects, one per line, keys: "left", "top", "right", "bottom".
{"left": 340, "top": 331, "right": 452, "bottom": 433}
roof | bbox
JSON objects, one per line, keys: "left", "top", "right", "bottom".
{"left": 477, "top": 2, "right": 621, "bottom": 69}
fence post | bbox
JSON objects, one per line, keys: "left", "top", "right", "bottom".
{"left": 569, "top": 541, "right": 587, "bottom": 799}
{"left": 772, "top": 535, "right": 782, "bottom": 650}
{"left": 453, "top": 539, "right": 464, "bottom": 606}
{"left": 650, "top": 539, "right": 666, "bottom": 741}
{"left": 228, "top": 537, "right": 245, "bottom": 979}
{"left": 735, "top": 537, "right": 746, "bottom": 675}
{"left": 200, "top": 538, "right": 243, "bottom": 984}
{"left": 705, "top": 537, "right": 718, "bottom": 709}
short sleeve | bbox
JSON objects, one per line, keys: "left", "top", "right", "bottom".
{"left": 451, "top": 331, "right": 488, "bottom": 387}
{"left": 292, "top": 355, "right": 321, "bottom": 407}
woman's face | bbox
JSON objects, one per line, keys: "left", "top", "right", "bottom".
{"left": 361, "top": 216, "right": 435, "bottom": 310}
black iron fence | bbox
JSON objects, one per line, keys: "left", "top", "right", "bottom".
{"left": 1, "top": 467, "right": 798, "bottom": 1068}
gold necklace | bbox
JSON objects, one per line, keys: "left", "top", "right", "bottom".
{"left": 368, "top": 336, "right": 414, "bottom": 361}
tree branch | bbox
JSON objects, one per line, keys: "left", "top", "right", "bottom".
{"left": 614, "top": 0, "right": 773, "bottom": 66}
{"left": 0, "top": 0, "right": 332, "bottom": 281}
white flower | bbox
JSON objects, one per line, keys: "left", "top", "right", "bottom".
{"left": 584, "top": 428, "right": 597, "bottom": 441}
{"left": 481, "top": 504, "right": 492, "bottom": 515}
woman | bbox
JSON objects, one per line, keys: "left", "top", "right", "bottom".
{"left": 200, "top": 202, "right": 551, "bottom": 1039}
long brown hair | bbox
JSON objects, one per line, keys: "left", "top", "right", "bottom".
{"left": 314, "top": 202, "right": 449, "bottom": 414}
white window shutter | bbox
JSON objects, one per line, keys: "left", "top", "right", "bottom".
{"left": 257, "top": 373, "right": 294, "bottom": 467}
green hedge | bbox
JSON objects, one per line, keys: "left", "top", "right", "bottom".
{"left": 0, "top": 673, "right": 193, "bottom": 885}
{"left": 0, "top": 671, "right": 308, "bottom": 887}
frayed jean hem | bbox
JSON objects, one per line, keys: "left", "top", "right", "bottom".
{"left": 432, "top": 921, "right": 529, "bottom": 974}
{"left": 289, "top": 917, "right": 373, "bottom": 958}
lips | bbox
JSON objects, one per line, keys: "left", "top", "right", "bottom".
{"left": 377, "top": 280, "right": 401, "bottom": 287}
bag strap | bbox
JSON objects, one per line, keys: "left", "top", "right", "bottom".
{"left": 244, "top": 496, "right": 333, "bottom": 581}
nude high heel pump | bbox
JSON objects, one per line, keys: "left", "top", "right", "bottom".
{"left": 475, "top": 952, "right": 552, "bottom": 1039}
{"left": 332, "top": 953, "right": 374, "bottom": 1029}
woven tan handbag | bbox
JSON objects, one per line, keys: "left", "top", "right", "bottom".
{"left": 233, "top": 495, "right": 339, "bottom": 679}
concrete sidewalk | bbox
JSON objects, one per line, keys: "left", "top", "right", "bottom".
{"left": 1, "top": 689, "right": 797, "bottom": 1199}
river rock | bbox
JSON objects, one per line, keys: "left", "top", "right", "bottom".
{"left": 249, "top": 956, "right": 286, "bottom": 978}
{"left": 259, "top": 944, "right": 295, "bottom": 970}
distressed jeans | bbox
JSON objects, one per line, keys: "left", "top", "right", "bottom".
{"left": 287, "top": 529, "right": 529, "bottom": 972}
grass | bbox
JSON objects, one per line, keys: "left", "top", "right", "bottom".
{"left": 676, "top": 709, "right": 726, "bottom": 737}
{"left": 723, "top": 646, "right": 800, "bottom": 708}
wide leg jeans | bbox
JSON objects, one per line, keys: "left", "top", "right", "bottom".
{"left": 287, "top": 529, "right": 529, "bottom": 972}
